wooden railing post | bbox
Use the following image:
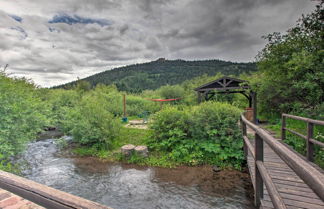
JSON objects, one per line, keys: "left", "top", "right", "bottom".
{"left": 241, "top": 117, "right": 248, "bottom": 159}
{"left": 281, "top": 115, "right": 286, "bottom": 141}
{"left": 255, "top": 133, "right": 264, "bottom": 208}
{"left": 307, "top": 122, "right": 314, "bottom": 162}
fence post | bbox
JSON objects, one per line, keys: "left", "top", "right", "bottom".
{"left": 241, "top": 117, "right": 247, "bottom": 159}
{"left": 307, "top": 122, "right": 314, "bottom": 162}
{"left": 281, "top": 115, "right": 286, "bottom": 141}
{"left": 255, "top": 133, "right": 264, "bottom": 208}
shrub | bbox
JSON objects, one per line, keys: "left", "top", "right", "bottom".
{"left": 158, "top": 85, "right": 185, "bottom": 100}
{"left": 92, "top": 84, "right": 123, "bottom": 116}
{"left": 0, "top": 73, "right": 49, "bottom": 171}
{"left": 125, "top": 95, "right": 159, "bottom": 116}
{"left": 46, "top": 89, "right": 80, "bottom": 127}
{"left": 150, "top": 106, "right": 192, "bottom": 146}
{"left": 149, "top": 102, "right": 244, "bottom": 168}
{"left": 63, "top": 94, "right": 121, "bottom": 148}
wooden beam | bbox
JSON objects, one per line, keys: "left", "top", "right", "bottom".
{"left": 307, "top": 123, "right": 314, "bottom": 162}
{"left": 255, "top": 133, "right": 264, "bottom": 208}
{"left": 123, "top": 94, "right": 126, "bottom": 117}
{"left": 281, "top": 115, "right": 286, "bottom": 141}
{"left": 0, "top": 170, "right": 111, "bottom": 209}
{"left": 216, "top": 81, "right": 225, "bottom": 87}
{"left": 256, "top": 161, "right": 287, "bottom": 209}
{"left": 225, "top": 79, "right": 233, "bottom": 86}
{"left": 282, "top": 113, "right": 324, "bottom": 125}
{"left": 197, "top": 86, "right": 250, "bottom": 91}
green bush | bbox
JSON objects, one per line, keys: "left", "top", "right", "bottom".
{"left": 62, "top": 94, "right": 121, "bottom": 148}
{"left": 125, "top": 95, "right": 159, "bottom": 116}
{"left": 92, "top": 84, "right": 123, "bottom": 116}
{"left": 158, "top": 85, "right": 185, "bottom": 100}
{"left": 0, "top": 73, "right": 49, "bottom": 171}
{"left": 149, "top": 102, "right": 244, "bottom": 168}
{"left": 46, "top": 89, "right": 80, "bottom": 127}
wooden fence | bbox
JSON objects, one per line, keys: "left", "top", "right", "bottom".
{"left": 241, "top": 114, "right": 324, "bottom": 209}
{"left": 281, "top": 113, "right": 324, "bottom": 161}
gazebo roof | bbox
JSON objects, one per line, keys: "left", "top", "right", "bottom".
{"left": 194, "top": 76, "right": 249, "bottom": 92}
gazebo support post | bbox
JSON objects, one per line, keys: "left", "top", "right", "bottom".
{"left": 197, "top": 91, "right": 202, "bottom": 103}
{"left": 252, "top": 91, "right": 257, "bottom": 124}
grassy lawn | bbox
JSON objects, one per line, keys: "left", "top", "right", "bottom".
{"left": 112, "top": 127, "right": 152, "bottom": 149}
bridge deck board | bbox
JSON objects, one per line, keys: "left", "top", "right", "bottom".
{"left": 246, "top": 136, "right": 324, "bottom": 209}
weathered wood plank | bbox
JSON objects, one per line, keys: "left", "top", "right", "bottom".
{"left": 0, "top": 170, "right": 112, "bottom": 209}
{"left": 263, "top": 194, "right": 324, "bottom": 209}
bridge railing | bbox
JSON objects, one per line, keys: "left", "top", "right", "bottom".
{"left": 281, "top": 113, "right": 324, "bottom": 161}
{"left": 0, "top": 170, "right": 112, "bottom": 209}
{"left": 241, "top": 114, "right": 324, "bottom": 209}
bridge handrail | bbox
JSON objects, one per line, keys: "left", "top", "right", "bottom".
{"left": 241, "top": 116, "right": 286, "bottom": 209}
{"left": 241, "top": 114, "right": 324, "bottom": 207}
{"left": 0, "top": 170, "right": 112, "bottom": 209}
{"left": 282, "top": 113, "right": 324, "bottom": 125}
{"left": 282, "top": 113, "right": 324, "bottom": 161}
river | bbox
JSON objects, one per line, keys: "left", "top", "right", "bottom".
{"left": 18, "top": 138, "right": 255, "bottom": 209}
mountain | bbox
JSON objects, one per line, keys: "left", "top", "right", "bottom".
{"left": 56, "top": 59, "right": 257, "bottom": 92}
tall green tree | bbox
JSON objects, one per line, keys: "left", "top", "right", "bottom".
{"left": 254, "top": 2, "right": 323, "bottom": 116}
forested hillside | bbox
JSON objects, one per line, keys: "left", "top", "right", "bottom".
{"left": 57, "top": 59, "right": 256, "bottom": 92}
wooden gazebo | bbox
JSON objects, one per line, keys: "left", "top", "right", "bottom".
{"left": 194, "top": 76, "right": 257, "bottom": 123}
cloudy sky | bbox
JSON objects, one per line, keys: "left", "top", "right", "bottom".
{"left": 0, "top": 0, "right": 317, "bottom": 87}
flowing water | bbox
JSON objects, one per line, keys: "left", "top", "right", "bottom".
{"left": 18, "top": 137, "right": 255, "bottom": 209}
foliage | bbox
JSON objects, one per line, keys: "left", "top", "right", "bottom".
{"left": 158, "top": 85, "right": 185, "bottom": 99}
{"left": 75, "top": 80, "right": 91, "bottom": 92}
{"left": 124, "top": 95, "right": 160, "bottom": 116}
{"left": 62, "top": 94, "right": 121, "bottom": 148}
{"left": 254, "top": 2, "right": 324, "bottom": 115}
{"left": 54, "top": 137, "right": 69, "bottom": 149}
{"left": 251, "top": 2, "right": 324, "bottom": 168}
{"left": 55, "top": 59, "right": 257, "bottom": 92}
{"left": 149, "top": 102, "right": 244, "bottom": 168}
{"left": 0, "top": 72, "right": 50, "bottom": 171}
{"left": 90, "top": 84, "right": 123, "bottom": 116}
{"left": 45, "top": 89, "right": 80, "bottom": 127}
{"left": 71, "top": 127, "right": 153, "bottom": 160}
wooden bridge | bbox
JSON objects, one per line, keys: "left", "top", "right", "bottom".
{"left": 241, "top": 113, "right": 324, "bottom": 209}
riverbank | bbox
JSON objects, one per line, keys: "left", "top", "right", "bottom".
{"left": 60, "top": 126, "right": 241, "bottom": 169}
{"left": 18, "top": 138, "right": 255, "bottom": 209}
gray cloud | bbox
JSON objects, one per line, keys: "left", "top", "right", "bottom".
{"left": 0, "top": 0, "right": 317, "bottom": 87}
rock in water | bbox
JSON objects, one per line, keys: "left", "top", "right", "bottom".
{"left": 121, "top": 144, "right": 135, "bottom": 157}
{"left": 135, "top": 146, "right": 148, "bottom": 157}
